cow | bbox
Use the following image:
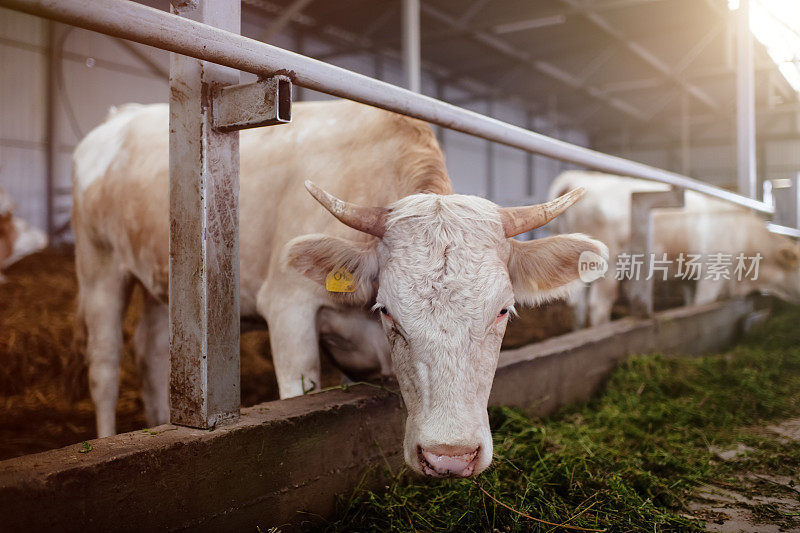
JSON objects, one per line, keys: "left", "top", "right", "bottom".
{"left": 549, "top": 171, "right": 800, "bottom": 328}
{"left": 72, "top": 100, "right": 607, "bottom": 477}
{"left": 0, "top": 187, "right": 48, "bottom": 281}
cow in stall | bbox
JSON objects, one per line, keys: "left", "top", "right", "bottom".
{"left": 549, "top": 171, "right": 800, "bottom": 328}
{"left": 0, "top": 187, "right": 48, "bottom": 281}
{"left": 72, "top": 101, "right": 607, "bottom": 477}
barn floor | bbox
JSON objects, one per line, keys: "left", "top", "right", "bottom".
{"left": 0, "top": 248, "right": 573, "bottom": 461}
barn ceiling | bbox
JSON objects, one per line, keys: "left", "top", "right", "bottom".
{"left": 243, "top": 0, "right": 799, "bottom": 150}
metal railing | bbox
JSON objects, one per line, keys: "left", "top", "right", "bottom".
{"left": 4, "top": 0, "right": 800, "bottom": 235}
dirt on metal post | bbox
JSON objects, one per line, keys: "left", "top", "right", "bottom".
{"left": 168, "top": 0, "right": 241, "bottom": 429}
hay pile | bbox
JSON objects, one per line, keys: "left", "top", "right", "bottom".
{"left": 0, "top": 248, "right": 571, "bottom": 461}
{"left": 0, "top": 248, "right": 284, "bottom": 460}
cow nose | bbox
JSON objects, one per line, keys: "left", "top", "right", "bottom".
{"left": 418, "top": 445, "right": 480, "bottom": 477}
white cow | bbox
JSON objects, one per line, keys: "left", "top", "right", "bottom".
{"left": 549, "top": 171, "right": 800, "bottom": 327}
{"left": 73, "top": 101, "right": 607, "bottom": 477}
{"left": 0, "top": 188, "right": 48, "bottom": 281}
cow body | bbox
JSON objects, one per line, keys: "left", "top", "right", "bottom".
{"left": 73, "top": 101, "right": 421, "bottom": 434}
{"left": 73, "top": 100, "right": 606, "bottom": 476}
{"left": 549, "top": 171, "right": 800, "bottom": 327}
{"left": 0, "top": 188, "right": 47, "bottom": 281}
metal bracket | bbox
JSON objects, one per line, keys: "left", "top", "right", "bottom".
{"left": 628, "top": 188, "right": 685, "bottom": 318}
{"left": 212, "top": 75, "right": 292, "bottom": 132}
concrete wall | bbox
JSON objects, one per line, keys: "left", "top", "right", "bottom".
{"left": 0, "top": 298, "right": 756, "bottom": 532}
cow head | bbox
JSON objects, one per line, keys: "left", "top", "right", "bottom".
{"left": 763, "top": 239, "right": 800, "bottom": 302}
{"left": 0, "top": 197, "right": 18, "bottom": 276}
{"left": 286, "top": 181, "right": 608, "bottom": 477}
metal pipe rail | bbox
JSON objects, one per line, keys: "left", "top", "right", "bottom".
{"left": 1, "top": 0, "right": 787, "bottom": 219}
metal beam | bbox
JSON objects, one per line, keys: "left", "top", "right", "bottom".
{"left": 598, "top": 62, "right": 786, "bottom": 93}
{"left": 425, "top": 0, "right": 671, "bottom": 42}
{"left": 419, "top": 2, "right": 655, "bottom": 125}
{"left": 767, "top": 223, "right": 800, "bottom": 238}
{"left": 402, "top": 0, "right": 420, "bottom": 92}
{"left": 267, "top": 2, "right": 549, "bottom": 127}
{"left": 44, "top": 20, "right": 57, "bottom": 241}
{"left": 579, "top": 44, "right": 617, "bottom": 83}
{"left": 736, "top": 0, "right": 757, "bottom": 198}
{"left": 459, "top": 0, "right": 492, "bottom": 24}
{"left": 168, "top": 0, "right": 241, "bottom": 429}
{"left": 114, "top": 37, "right": 168, "bottom": 78}
{"left": 558, "top": 0, "right": 722, "bottom": 113}
{"left": 258, "top": 0, "right": 314, "bottom": 42}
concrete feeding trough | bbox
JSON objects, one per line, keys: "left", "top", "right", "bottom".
{"left": 0, "top": 297, "right": 757, "bottom": 531}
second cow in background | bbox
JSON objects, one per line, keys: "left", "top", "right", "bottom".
{"left": 549, "top": 171, "right": 800, "bottom": 328}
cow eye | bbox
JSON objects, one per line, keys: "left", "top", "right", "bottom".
{"left": 498, "top": 308, "right": 509, "bottom": 317}
{"left": 379, "top": 306, "right": 391, "bottom": 318}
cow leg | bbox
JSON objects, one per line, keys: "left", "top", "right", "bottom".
{"left": 133, "top": 293, "right": 170, "bottom": 427}
{"left": 569, "top": 285, "right": 589, "bottom": 330}
{"left": 259, "top": 285, "right": 321, "bottom": 398}
{"left": 588, "top": 275, "right": 617, "bottom": 326}
{"left": 76, "top": 249, "right": 130, "bottom": 438}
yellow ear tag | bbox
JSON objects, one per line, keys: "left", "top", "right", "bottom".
{"left": 325, "top": 267, "right": 355, "bottom": 293}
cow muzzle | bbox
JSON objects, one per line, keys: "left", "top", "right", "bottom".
{"left": 417, "top": 445, "right": 480, "bottom": 477}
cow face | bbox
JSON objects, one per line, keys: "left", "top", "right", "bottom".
{"left": 286, "top": 183, "right": 607, "bottom": 477}
{"left": 763, "top": 242, "right": 800, "bottom": 302}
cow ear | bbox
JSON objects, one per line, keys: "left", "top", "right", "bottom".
{"left": 283, "top": 234, "right": 379, "bottom": 306}
{"left": 507, "top": 234, "right": 609, "bottom": 306}
{"left": 777, "top": 246, "right": 800, "bottom": 270}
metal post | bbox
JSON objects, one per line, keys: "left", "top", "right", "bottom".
{"left": 619, "top": 124, "right": 628, "bottom": 159}
{"left": 373, "top": 54, "right": 384, "bottom": 80}
{"left": 548, "top": 95, "right": 563, "bottom": 175}
{"left": 736, "top": 0, "right": 756, "bottom": 198}
{"left": 796, "top": 173, "right": 800, "bottom": 231}
{"left": 628, "top": 189, "right": 684, "bottom": 318}
{"left": 680, "top": 92, "right": 691, "bottom": 176}
{"left": 525, "top": 111, "right": 534, "bottom": 197}
{"left": 44, "top": 20, "right": 57, "bottom": 241}
{"left": 434, "top": 80, "right": 445, "bottom": 145}
{"left": 294, "top": 29, "right": 306, "bottom": 101}
{"left": 402, "top": 0, "right": 420, "bottom": 92}
{"left": 169, "top": 0, "right": 241, "bottom": 429}
{"left": 485, "top": 99, "right": 495, "bottom": 200}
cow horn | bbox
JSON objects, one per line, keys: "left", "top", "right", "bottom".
{"left": 499, "top": 187, "right": 585, "bottom": 238}
{"left": 304, "top": 180, "right": 388, "bottom": 238}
